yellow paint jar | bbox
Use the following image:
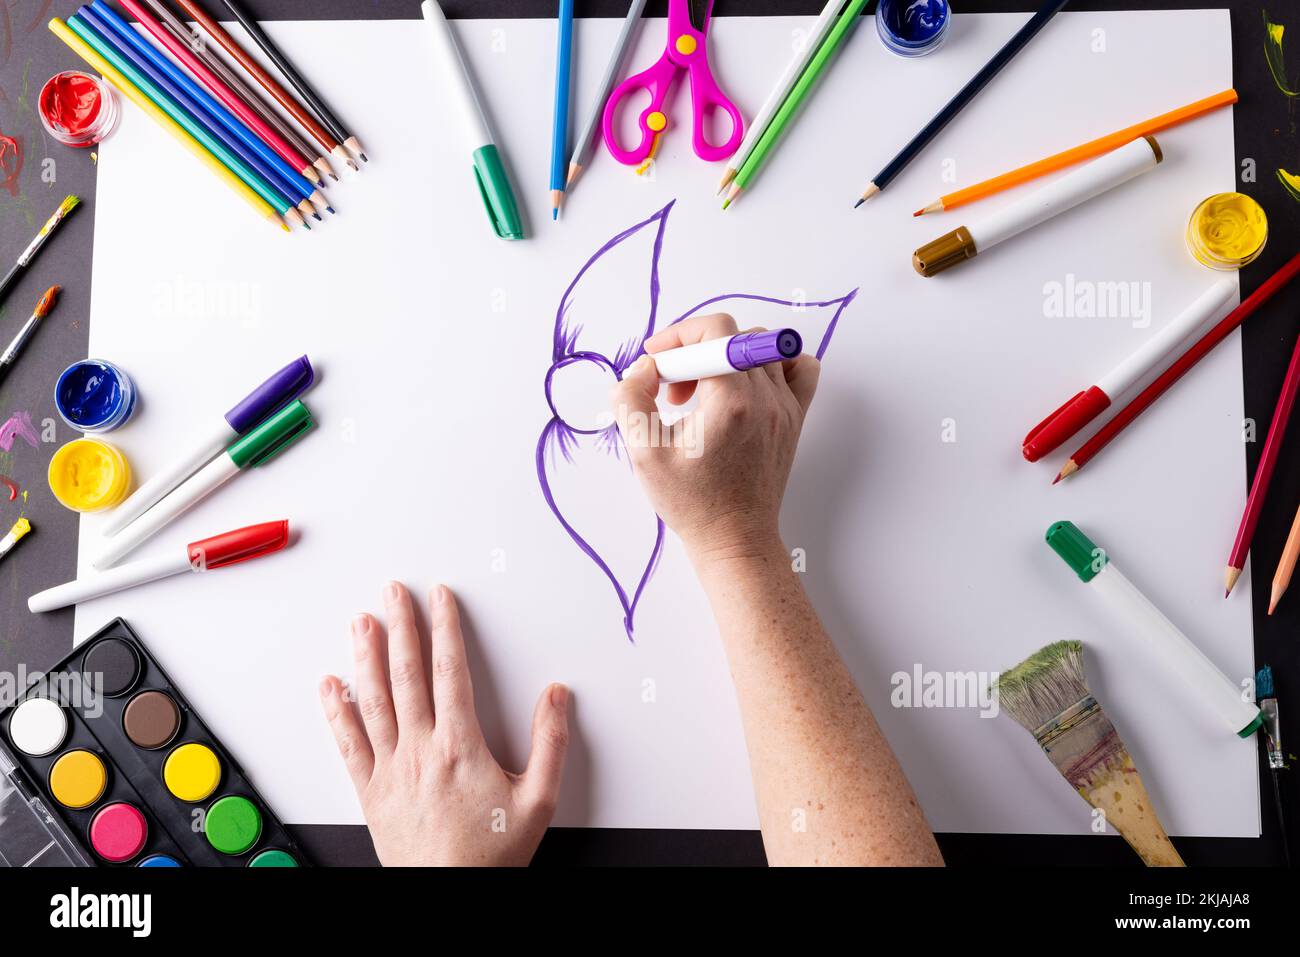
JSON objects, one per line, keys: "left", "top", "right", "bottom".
{"left": 48, "top": 438, "right": 131, "bottom": 512}
{"left": 1186, "top": 192, "right": 1268, "bottom": 270}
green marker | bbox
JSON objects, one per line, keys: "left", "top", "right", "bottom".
{"left": 421, "top": 0, "right": 524, "bottom": 240}
{"left": 723, "top": 0, "right": 872, "bottom": 208}
{"left": 1046, "top": 521, "right": 1263, "bottom": 738}
{"left": 93, "top": 401, "right": 314, "bottom": 570}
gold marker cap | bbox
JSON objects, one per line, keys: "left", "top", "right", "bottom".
{"left": 913, "top": 226, "right": 977, "bottom": 277}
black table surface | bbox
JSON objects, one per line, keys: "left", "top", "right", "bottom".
{"left": 0, "top": 0, "right": 1295, "bottom": 866}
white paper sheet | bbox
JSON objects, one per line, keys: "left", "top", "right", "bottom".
{"left": 80, "top": 11, "right": 1256, "bottom": 836}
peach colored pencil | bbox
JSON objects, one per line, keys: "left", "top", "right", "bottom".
{"left": 914, "top": 89, "right": 1237, "bottom": 216}
{"left": 1269, "top": 504, "right": 1300, "bottom": 614}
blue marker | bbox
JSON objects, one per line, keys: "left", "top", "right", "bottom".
{"left": 550, "top": 0, "right": 575, "bottom": 220}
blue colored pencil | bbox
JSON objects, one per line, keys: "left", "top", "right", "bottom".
{"left": 75, "top": 6, "right": 315, "bottom": 222}
{"left": 88, "top": 0, "right": 329, "bottom": 214}
{"left": 550, "top": 0, "right": 575, "bottom": 220}
{"left": 855, "top": 0, "right": 1070, "bottom": 206}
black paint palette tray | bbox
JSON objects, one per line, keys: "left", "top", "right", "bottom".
{"left": 0, "top": 618, "right": 306, "bottom": 867}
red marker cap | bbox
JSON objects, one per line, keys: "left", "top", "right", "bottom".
{"left": 1022, "top": 386, "right": 1112, "bottom": 462}
{"left": 188, "top": 521, "right": 290, "bottom": 571}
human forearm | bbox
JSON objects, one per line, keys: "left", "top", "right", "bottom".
{"left": 690, "top": 537, "right": 944, "bottom": 867}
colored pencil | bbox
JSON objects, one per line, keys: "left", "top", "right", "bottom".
{"left": 88, "top": 0, "right": 329, "bottom": 216}
{"left": 66, "top": 14, "right": 306, "bottom": 230}
{"left": 0, "top": 287, "right": 59, "bottom": 390}
{"left": 856, "top": 0, "right": 1070, "bottom": 207}
{"left": 723, "top": 0, "right": 870, "bottom": 209}
{"left": 550, "top": 0, "right": 575, "bottom": 220}
{"left": 915, "top": 88, "right": 1238, "bottom": 216}
{"left": 215, "top": 0, "right": 367, "bottom": 164}
{"left": 124, "top": 0, "right": 330, "bottom": 185}
{"left": 1225, "top": 330, "right": 1300, "bottom": 597}
{"left": 1056, "top": 250, "right": 1300, "bottom": 483}
{"left": 567, "top": 0, "right": 647, "bottom": 190}
{"left": 173, "top": 0, "right": 355, "bottom": 172}
{"left": 0, "top": 196, "right": 78, "bottom": 310}
{"left": 718, "top": 0, "right": 842, "bottom": 195}
{"left": 1270, "top": 505, "right": 1300, "bottom": 614}
{"left": 76, "top": 5, "right": 319, "bottom": 224}
{"left": 997, "top": 641, "right": 1184, "bottom": 866}
{"left": 47, "top": 18, "right": 287, "bottom": 231}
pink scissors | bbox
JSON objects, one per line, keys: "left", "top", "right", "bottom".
{"left": 601, "top": 0, "right": 744, "bottom": 169}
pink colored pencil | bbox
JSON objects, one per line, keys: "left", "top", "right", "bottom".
{"left": 1224, "top": 329, "right": 1300, "bottom": 597}
{"left": 116, "top": 0, "right": 314, "bottom": 181}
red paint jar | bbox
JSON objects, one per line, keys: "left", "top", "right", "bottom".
{"left": 39, "top": 71, "right": 119, "bottom": 148}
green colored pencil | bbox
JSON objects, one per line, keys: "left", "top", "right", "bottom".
{"left": 722, "top": 0, "right": 870, "bottom": 209}
{"left": 66, "top": 14, "right": 304, "bottom": 229}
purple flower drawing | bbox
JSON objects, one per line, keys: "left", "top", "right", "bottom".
{"left": 537, "top": 200, "right": 857, "bottom": 641}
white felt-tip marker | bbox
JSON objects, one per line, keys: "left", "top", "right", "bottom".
{"left": 30, "top": 521, "right": 289, "bottom": 612}
{"left": 652, "top": 329, "right": 803, "bottom": 384}
{"left": 103, "top": 356, "right": 313, "bottom": 538}
{"left": 93, "top": 401, "right": 313, "bottom": 570}
{"left": 914, "top": 136, "right": 1164, "bottom": 277}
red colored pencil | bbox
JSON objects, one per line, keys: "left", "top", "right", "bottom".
{"left": 1055, "top": 250, "right": 1300, "bottom": 484}
{"left": 116, "top": 0, "right": 317, "bottom": 186}
{"left": 1224, "top": 329, "right": 1300, "bottom": 596}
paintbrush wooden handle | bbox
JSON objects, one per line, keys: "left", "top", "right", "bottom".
{"left": 1078, "top": 754, "right": 1185, "bottom": 867}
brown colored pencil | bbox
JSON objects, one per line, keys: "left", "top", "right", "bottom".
{"left": 138, "top": 0, "right": 333, "bottom": 184}
{"left": 217, "top": 0, "right": 366, "bottom": 164}
{"left": 172, "top": 0, "right": 356, "bottom": 172}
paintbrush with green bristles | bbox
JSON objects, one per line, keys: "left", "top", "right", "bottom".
{"left": 996, "top": 640, "right": 1184, "bottom": 867}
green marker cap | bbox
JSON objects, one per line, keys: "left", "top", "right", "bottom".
{"left": 1046, "top": 520, "right": 1108, "bottom": 582}
{"left": 227, "top": 400, "right": 313, "bottom": 469}
{"left": 472, "top": 145, "right": 523, "bottom": 241}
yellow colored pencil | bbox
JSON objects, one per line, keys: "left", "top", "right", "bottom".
{"left": 47, "top": 17, "right": 288, "bottom": 232}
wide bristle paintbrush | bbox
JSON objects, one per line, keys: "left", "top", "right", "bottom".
{"left": 996, "top": 640, "right": 1185, "bottom": 866}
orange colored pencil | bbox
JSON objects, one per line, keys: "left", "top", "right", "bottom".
{"left": 914, "top": 88, "right": 1238, "bottom": 216}
{"left": 1269, "top": 504, "right": 1300, "bottom": 614}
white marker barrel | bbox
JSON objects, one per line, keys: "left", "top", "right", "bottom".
{"left": 29, "top": 552, "right": 190, "bottom": 612}
{"left": 653, "top": 329, "right": 802, "bottom": 384}
{"left": 1092, "top": 563, "right": 1260, "bottom": 735}
{"left": 1095, "top": 278, "right": 1236, "bottom": 399}
{"left": 969, "top": 136, "right": 1163, "bottom": 252}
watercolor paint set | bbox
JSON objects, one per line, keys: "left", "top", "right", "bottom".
{"left": 0, "top": 618, "right": 306, "bottom": 867}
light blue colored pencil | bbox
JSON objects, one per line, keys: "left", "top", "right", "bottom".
{"left": 551, "top": 0, "right": 575, "bottom": 220}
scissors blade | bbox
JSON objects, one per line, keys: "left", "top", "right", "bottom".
{"left": 687, "top": 0, "right": 711, "bottom": 34}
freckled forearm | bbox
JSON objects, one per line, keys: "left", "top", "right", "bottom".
{"left": 689, "top": 539, "right": 943, "bottom": 867}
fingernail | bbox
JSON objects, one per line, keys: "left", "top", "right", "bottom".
{"left": 432, "top": 584, "right": 448, "bottom": 604}
{"left": 550, "top": 683, "right": 569, "bottom": 712}
{"left": 319, "top": 676, "right": 334, "bottom": 697}
{"left": 351, "top": 614, "right": 370, "bottom": 638}
{"left": 384, "top": 581, "right": 400, "bottom": 602}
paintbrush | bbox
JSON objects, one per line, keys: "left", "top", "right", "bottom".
{"left": 1255, "top": 665, "right": 1290, "bottom": 866}
{"left": 997, "top": 640, "right": 1184, "bottom": 866}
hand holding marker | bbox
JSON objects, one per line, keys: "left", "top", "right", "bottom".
{"left": 94, "top": 401, "right": 315, "bottom": 570}
{"left": 104, "top": 357, "right": 314, "bottom": 537}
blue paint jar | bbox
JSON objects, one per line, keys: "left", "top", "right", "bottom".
{"left": 55, "top": 359, "right": 138, "bottom": 434}
{"left": 876, "top": 0, "right": 950, "bottom": 57}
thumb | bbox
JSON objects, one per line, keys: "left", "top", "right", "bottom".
{"left": 610, "top": 355, "right": 660, "bottom": 438}
{"left": 522, "top": 683, "right": 570, "bottom": 812}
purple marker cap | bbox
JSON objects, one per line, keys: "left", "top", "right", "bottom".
{"left": 726, "top": 329, "right": 803, "bottom": 371}
{"left": 224, "top": 356, "right": 315, "bottom": 434}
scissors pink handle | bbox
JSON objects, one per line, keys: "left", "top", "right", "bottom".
{"left": 601, "top": 0, "right": 743, "bottom": 166}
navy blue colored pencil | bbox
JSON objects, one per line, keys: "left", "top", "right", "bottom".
{"left": 855, "top": 0, "right": 1070, "bottom": 206}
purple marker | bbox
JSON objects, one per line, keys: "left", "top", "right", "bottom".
{"left": 102, "top": 356, "right": 314, "bottom": 537}
{"left": 651, "top": 328, "right": 802, "bottom": 384}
